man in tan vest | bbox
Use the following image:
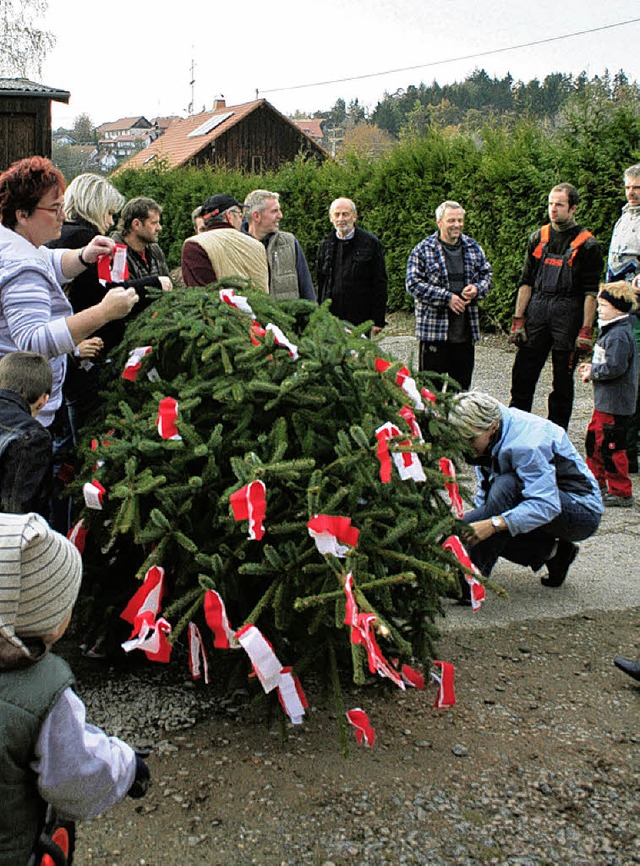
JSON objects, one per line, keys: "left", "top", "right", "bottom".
{"left": 181, "top": 194, "right": 268, "bottom": 292}
{"left": 244, "top": 189, "right": 315, "bottom": 301}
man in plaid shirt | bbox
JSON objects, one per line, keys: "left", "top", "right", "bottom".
{"left": 406, "top": 200, "right": 492, "bottom": 389}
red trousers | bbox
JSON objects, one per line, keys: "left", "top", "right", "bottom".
{"left": 585, "top": 409, "right": 632, "bottom": 497}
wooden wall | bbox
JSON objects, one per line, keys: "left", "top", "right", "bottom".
{"left": 189, "top": 104, "right": 326, "bottom": 173}
{"left": 0, "top": 96, "right": 53, "bottom": 173}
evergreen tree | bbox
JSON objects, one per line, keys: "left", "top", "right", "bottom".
{"left": 73, "top": 284, "right": 470, "bottom": 702}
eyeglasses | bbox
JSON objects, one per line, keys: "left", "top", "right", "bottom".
{"left": 34, "top": 202, "right": 65, "bottom": 218}
{"left": 228, "top": 208, "right": 243, "bottom": 217}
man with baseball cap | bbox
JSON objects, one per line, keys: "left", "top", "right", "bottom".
{"left": 181, "top": 193, "right": 269, "bottom": 291}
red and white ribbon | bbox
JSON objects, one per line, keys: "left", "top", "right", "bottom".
{"left": 121, "top": 612, "right": 172, "bottom": 662}
{"left": 439, "top": 457, "right": 464, "bottom": 518}
{"left": 265, "top": 323, "right": 298, "bottom": 360}
{"left": 399, "top": 404, "right": 424, "bottom": 441}
{"left": 67, "top": 519, "right": 88, "bottom": 555}
{"left": 156, "top": 396, "right": 182, "bottom": 440}
{"left": 187, "top": 622, "right": 210, "bottom": 683}
{"left": 235, "top": 624, "right": 282, "bottom": 693}
{"left": 120, "top": 566, "right": 172, "bottom": 662}
{"left": 219, "top": 287, "right": 255, "bottom": 317}
{"left": 249, "top": 320, "right": 267, "bottom": 346}
{"left": 421, "top": 387, "right": 437, "bottom": 404}
{"left": 122, "top": 345, "right": 152, "bottom": 381}
{"left": 203, "top": 589, "right": 239, "bottom": 648}
{"left": 432, "top": 660, "right": 456, "bottom": 708}
{"left": 374, "top": 358, "right": 424, "bottom": 410}
{"left": 121, "top": 565, "right": 166, "bottom": 625}
{"left": 346, "top": 708, "right": 376, "bottom": 746}
{"left": 277, "top": 667, "right": 308, "bottom": 725}
{"left": 401, "top": 663, "right": 426, "bottom": 690}
{"left": 83, "top": 479, "right": 106, "bottom": 510}
{"left": 343, "top": 572, "right": 404, "bottom": 689}
{"left": 97, "top": 243, "right": 129, "bottom": 284}
{"left": 307, "top": 514, "right": 360, "bottom": 558}
{"left": 375, "top": 422, "right": 426, "bottom": 483}
{"left": 442, "top": 535, "right": 486, "bottom": 611}
{"left": 230, "top": 480, "right": 266, "bottom": 541}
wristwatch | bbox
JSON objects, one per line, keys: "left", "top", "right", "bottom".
{"left": 490, "top": 515, "right": 503, "bottom": 531}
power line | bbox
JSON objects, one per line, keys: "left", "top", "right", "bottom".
{"left": 260, "top": 17, "right": 640, "bottom": 96}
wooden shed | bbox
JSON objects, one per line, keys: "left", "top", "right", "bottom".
{"left": 0, "top": 78, "right": 70, "bottom": 173}
{"left": 117, "top": 98, "right": 328, "bottom": 174}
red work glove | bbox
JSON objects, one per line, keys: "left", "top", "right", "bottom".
{"left": 575, "top": 325, "right": 594, "bottom": 355}
{"left": 508, "top": 316, "right": 527, "bottom": 346}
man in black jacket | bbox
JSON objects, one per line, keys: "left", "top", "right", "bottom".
{"left": 316, "top": 198, "right": 387, "bottom": 334}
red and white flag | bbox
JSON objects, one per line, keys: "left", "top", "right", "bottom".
{"left": 230, "top": 480, "right": 266, "bottom": 540}
{"left": 277, "top": 667, "right": 308, "bottom": 725}
{"left": 346, "top": 708, "right": 376, "bottom": 747}
{"left": 120, "top": 566, "right": 172, "bottom": 662}
{"left": 307, "top": 514, "right": 360, "bottom": 558}
{"left": 401, "top": 663, "right": 426, "bottom": 690}
{"left": 97, "top": 243, "right": 129, "bottom": 284}
{"left": 442, "top": 535, "right": 486, "bottom": 611}
{"left": 67, "top": 519, "right": 88, "bottom": 555}
{"left": 203, "top": 589, "right": 239, "bottom": 649}
{"left": 219, "top": 288, "right": 255, "bottom": 317}
{"left": 265, "top": 323, "right": 298, "bottom": 360}
{"left": 122, "top": 345, "right": 152, "bottom": 381}
{"left": 156, "top": 396, "right": 182, "bottom": 440}
{"left": 83, "top": 479, "right": 106, "bottom": 510}
{"left": 439, "top": 457, "right": 465, "bottom": 518}
{"left": 374, "top": 358, "right": 424, "bottom": 410}
{"left": 187, "top": 622, "right": 210, "bottom": 683}
{"left": 432, "top": 660, "right": 456, "bottom": 708}
{"left": 375, "top": 422, "right": 426, "bottom": 483}
{"left": 235, "top": 624, "right": 282, "bottom": 693}
{"left": 399, "top": 404, "right": 424, "bottom": 441}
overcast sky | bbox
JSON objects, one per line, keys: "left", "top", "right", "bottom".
{"left": 41, "top": 0, "right": 640, "bottom": 129}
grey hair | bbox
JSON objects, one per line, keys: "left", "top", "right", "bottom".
{"left": 63, "top": 173, "right": 125, "bottom": 234}
{"left": 624, "top": 164, "right": 640, "bottom": 180}
{"left": 448, "top": 390, "right": 502, "bottom": 438}
{"left": 329, "top": 197, "right": 357, "bottom": 216}
{"left": 244, "top": 189, "right": 280, "bottom": 218}
{"left": 435, "top": 200, "right": 465, "bottom": 222}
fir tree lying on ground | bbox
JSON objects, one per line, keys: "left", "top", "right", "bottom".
{"left": 72, "top": 282, "right": 470, "bottom": 699}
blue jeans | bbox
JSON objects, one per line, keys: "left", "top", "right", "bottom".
{"left": 463, "top": 472, "right": 602, "bottom": 577}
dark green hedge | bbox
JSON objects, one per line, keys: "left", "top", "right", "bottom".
{"left": 112, "top": 106, "right": 640, "bottom": 330}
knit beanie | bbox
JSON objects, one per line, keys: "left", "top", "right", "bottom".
{"left": 0, "top": 512, "right": 82, "bottom": 656}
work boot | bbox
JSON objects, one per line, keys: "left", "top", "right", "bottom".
{"left": 613, "top": 656, "right": 640, "bottom": 681}
{"left": 541, "top": 539, "right": 578, "bottom": 587}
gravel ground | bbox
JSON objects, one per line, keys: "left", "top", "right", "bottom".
{"left": 63, "top": 322, "right": 640, "bottom": 866}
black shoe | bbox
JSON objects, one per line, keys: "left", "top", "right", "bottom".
{"left": 603, "top": 493, "right": 634, "bottom": 508}
{"left": 541, "top": 539, "right": 578, "bottom": 587}
{"left": 614, "top": 656, "right": 640, "bottom": 681}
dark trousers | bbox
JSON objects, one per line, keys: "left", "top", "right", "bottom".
{"left": 509, "top": 294, "right": 583, "bottom": 430}
{"left": 463, "top": 472, "right": 602, "bottom": 577}
{"left": 419, "top": 340, "right": 474, "bottom": 390}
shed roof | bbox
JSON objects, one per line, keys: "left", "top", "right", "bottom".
{"left": 0, "top": 77, "right": 69, "bottom": 102}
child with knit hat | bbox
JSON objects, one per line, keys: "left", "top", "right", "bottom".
{"left": 578, "top": 280, "right": 639, "bottom": 506}
{"left": 0, "top": 512, "right": 150, "bottom": 866}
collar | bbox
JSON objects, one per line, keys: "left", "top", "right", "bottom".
{"left": 335, "top": 228, "right": 356, "bottom": 241}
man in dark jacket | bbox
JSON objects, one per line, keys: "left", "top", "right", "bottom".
{"left": 316, "top": 198, "right": 387, "bottom": 334}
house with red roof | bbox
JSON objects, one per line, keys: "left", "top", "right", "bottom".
{"left": 116, "top": 98, "right": 327, "bottom": 174}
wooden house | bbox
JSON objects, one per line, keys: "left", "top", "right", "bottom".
{"left": 0, "top": 78, "right": 70, "bottom": 172}
{"left": 117, "top": 98, "right": 328, "bottom": 174}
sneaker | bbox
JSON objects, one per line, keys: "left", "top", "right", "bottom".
{"left": 541, "top": 539, "right": 578, "bottom": 587}
{"left": 603, "top": 493, "right": 634, "bottom": 508}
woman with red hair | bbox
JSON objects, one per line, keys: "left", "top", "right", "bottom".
{"left": 0, "top": 156, "right": 138, "bottom": 428}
